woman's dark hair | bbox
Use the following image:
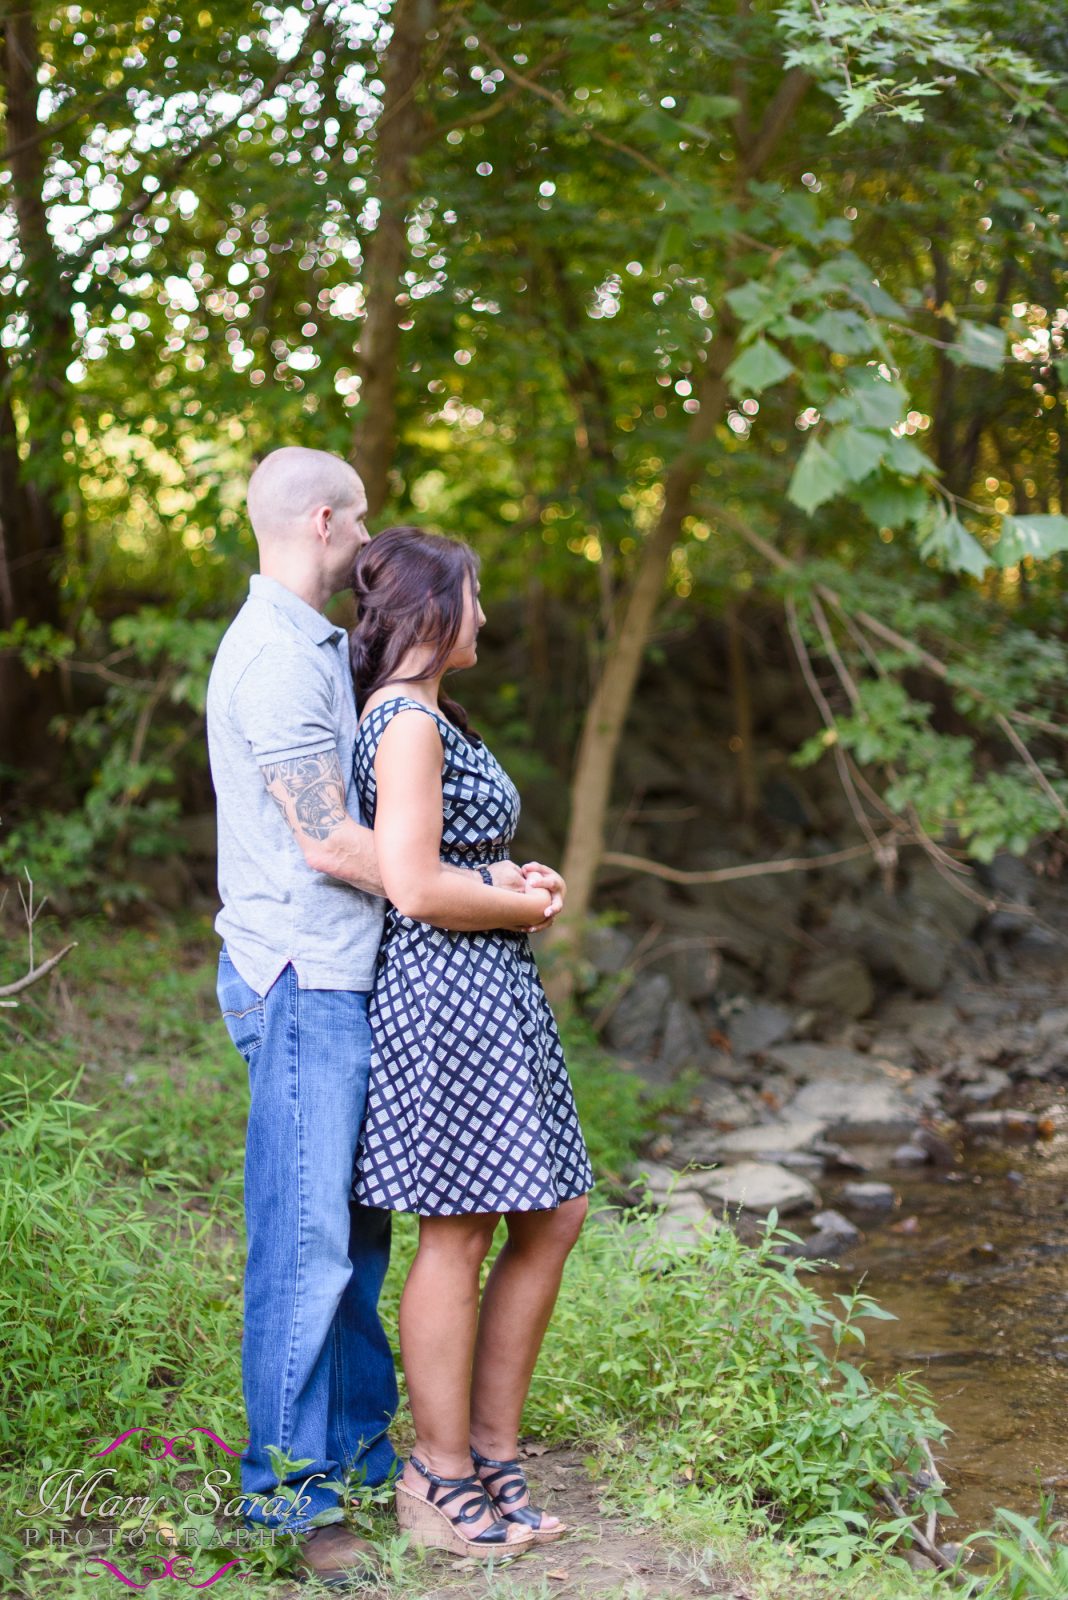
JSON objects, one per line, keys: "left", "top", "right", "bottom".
{"left": 350, "top": 525, "right": 481, "bottom": 741}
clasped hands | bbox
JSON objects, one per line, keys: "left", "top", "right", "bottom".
{"left": 486, "top": 859, "right": 566, "bottom": 933}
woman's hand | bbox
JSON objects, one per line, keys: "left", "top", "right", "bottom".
{"left": 518, "top": 862, "right": 566, "bottom": 934}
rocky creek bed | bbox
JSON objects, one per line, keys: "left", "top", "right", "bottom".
{"left": 605, "top": 941, "right": 1068, "bottom": 1540}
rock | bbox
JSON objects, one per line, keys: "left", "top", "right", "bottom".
{"left": 812, "top": 1139, "right": 870, "bottom": 1173}
{"left": 905, "top": 859, "right": 984, "bottom": 940}
{"left": 1035, "top": 1007, "right": 1068, "bottom": 1043}
{"left": 804, "top": 1208, "right": 862, "bottom": 1258}
{"left": 656, "top": 1000, "right": 717, "bottom": 1076}
{"left": 632, "top": 1161, "right": 682, "bottom": 1203}
{"left": 695, "top": 1160, "right": 819, "bottom": 1216}
{"left": 604, "top": 973, "right": 672, "bottom": 1059}
{"left": 903, "top": 1552, "right": 937, "bottom": 1573}
{"left": 653, "top": 1189, "right": 715, "bottom": 1247}
{"left": 987, "top": 851, "right": 1034, "bottom": 905}
{"left": 727, "top": 1001, "right": 795, "bottom": 1059}
{"left": 648, "top": 943, "right": 722, "bottom": 1004}
{"left": 795, "top": 955, "right": 875, "bottom": 1019}
{"left": 764, "top": 1043, "right": 891, "bottom": 1083}
{"left": 876, "top": 996, "right": 958, "bottom": 1046}
{"left": 783, "top": 1077, "right": 922, "bottom": 1141}
{"left": 957, "top": 1067, "right": 1011, "bottom": 1106}
{"left": 892, "top": 1142, "right": 929, "bottom": 1168}
{"left": 584, "top": 925, "right": 634, "bottom": 975}
{"left": 778, "top": 1151, "right": 825, "bottom": 1176}
{"left": 841, "top": 1181, "right": 896, "bottom": 1212}
{"left": 962, "top": 1109, "right": 1039, "bottom": 1141}
{"left": 914, "top": 1125, "right": 958, "bottom": 1165}
{"left": 699, "top": 1082, "right": 756, "bottom": 1130}
{"left": 711, "top": 1118, "right": 828, "bottom": 1159}
{"left": 886, "top": 921, "right": 954, "bottom": 995}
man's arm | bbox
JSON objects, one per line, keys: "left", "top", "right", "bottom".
{"left": 261, "top": 750, "right": 384, "bottom": 894}
{"left": 259, "top": 751, "right": 562, "bottom": 918}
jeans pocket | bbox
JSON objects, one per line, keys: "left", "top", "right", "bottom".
{"left": 217, "top": 954, "right": 265, "bottom": 1060}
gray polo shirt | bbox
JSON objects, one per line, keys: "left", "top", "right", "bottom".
{"left": 206, "top": 574, "right": 384, "bottom": 994}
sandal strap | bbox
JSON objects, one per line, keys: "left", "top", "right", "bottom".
{"left": 471, "top": 1448, "right": 547, "bottom": 1529}
{"left": 471, "top": 1452, "right": 529, "bottom": 1508}
{"left": 408, "top": 1454, "right": 508, "bottom": 1544}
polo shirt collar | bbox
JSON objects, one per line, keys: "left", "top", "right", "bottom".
{"left": 249, "top": 574, "right": 344, "bottom": 646}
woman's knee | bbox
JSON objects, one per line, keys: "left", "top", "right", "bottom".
{"left": 509, "top": 1193, "right": 588, "bottom": 1256}
{"left": 417, "top": 1213, "right": 499, "bottom": 1267}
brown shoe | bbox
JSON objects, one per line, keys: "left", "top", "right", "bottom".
{"left": 295, "top": 1524, "right": 378, "bottom": 1588}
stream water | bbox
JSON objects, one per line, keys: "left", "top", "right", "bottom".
{"left": 826, "top": 1103, "right": 1068, "bottom": 1535}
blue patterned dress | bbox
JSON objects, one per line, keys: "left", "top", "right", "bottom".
{"left": 351, "top": 696, "right": 594, "bottom": 1216}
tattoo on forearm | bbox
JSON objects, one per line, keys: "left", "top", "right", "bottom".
{"left": 261, "top": 752, "right": 348, "bottom": 841}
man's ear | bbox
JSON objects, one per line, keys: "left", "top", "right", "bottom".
{"left": 311, "top": 504, "right": 332, "bottom": 543}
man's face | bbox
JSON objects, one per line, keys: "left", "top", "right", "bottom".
{"left": 323, "top": 492, "right": 370, "bottom": 583}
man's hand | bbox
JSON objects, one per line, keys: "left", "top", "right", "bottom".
{"left": 486, "top": 860, "right": 527, "bottom": 892}
{"left": 519, "top": 861, "right": 566, "bottom": 933}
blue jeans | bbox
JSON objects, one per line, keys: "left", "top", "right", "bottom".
{"left": 216, "top": 949, "right": 400, "bottom": 1531}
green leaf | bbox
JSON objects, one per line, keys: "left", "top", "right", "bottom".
{"left": 725, "top": 338, "right": 795, "bottom": 395}
{"left": 805, "top": 309, "right": 878, "bottom": 355}
{"left": 824, "top": 369, "right": 907, "bottom": 429}
{"left": 653, "top": 221, "right": 688, "bottom": 270}
{"left": 824, "top": 425, "right": 886, "bottom": 483}
{"left": 725, "top": 280, "right": 779, "bottom": 327}
{"left": 883, "top": 434, "right": 930, "bottom": 477}
{"left": 849, "top": 280, "right": 905, "bottom": 319}
{"left": 947, "top": 320, "right": 1007, "bottom": 371}
{"left": 787, "top": 437, "right": 846, "bottom": 514}
{"left": 918, "top": 506, "right": 990, "bottom": 579}
{"left": 686, "top": 92, "right": 742, "bottom": 124}
{"left": 855, "top": 476, "right": 929, "bottom": 529}
{"left": 993, "top": 513, "right": 1068, "bottom": 566}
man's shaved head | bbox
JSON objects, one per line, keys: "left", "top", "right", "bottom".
{"left": 247, "top": 446, "right": 365, "bottom": 546}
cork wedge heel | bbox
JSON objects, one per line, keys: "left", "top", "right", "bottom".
{"left": 395, "top": 1456, "right": 535, "bottom": 1559}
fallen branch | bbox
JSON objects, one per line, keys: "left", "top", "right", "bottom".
{"left": 0, "top": 871, "right": 77, "bottom": 1002}
{"left": 0, "top": 942, "right": 77, "bottom": 1001}
{"left": 600, "top": 841, "right": 877, "bottom": 885}
{"left": 879, "top": 1483, "right": 954, "bottom": 1573}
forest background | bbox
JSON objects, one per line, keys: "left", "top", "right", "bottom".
{"left": 2, "top": 1, "right": 1068, "bottom": 1597}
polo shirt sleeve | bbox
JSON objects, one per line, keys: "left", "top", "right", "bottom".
{"left": 228, "top": 640, "right": 339, "bottom": 766}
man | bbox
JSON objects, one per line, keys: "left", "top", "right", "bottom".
{"left": 206, "top": 447, "right": 561, "bottom": 1588}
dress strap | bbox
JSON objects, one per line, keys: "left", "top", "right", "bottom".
{"left": 359, "top": 695, "right": 453, "bottom": 755}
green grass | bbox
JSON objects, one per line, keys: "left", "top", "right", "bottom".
{"left": 0, "top": 915, "right": 1056, "bottom": 1598}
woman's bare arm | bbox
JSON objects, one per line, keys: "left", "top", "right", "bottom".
{"left": 372, "top": 711, "right": 551, "bottom": 931}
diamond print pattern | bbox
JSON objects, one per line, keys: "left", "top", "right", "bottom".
{"left": 351, "top": 697, "right": 594, "bottom": 1216}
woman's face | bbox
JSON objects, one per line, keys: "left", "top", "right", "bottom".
{"left": 446, "top": 575, "right": 485, "bottom": 671}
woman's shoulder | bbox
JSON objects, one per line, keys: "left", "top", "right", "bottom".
{"left": 358, "top": 694, "right": 453, "bottom": 745}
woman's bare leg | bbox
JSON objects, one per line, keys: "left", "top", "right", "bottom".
{"left": 468, "top": 1195, "right": 588, "bottom": 1523}
{"left": 399, "top": 1211, "right": 524, "bottom": 1539}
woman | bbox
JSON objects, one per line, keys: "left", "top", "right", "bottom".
{"left": 349, "top": 526, "right": 594, "bottom": 1557}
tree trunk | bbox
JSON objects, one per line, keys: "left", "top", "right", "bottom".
{"left": 351, "top": 0, "right": 439, "bottom": 517}
{"left": 547, "top": 65, "right": 811, "bottom": 979}
{"left": 553, "top": 330, "right": 736, "bottom": 937}
{"left": 0, "top": 9, "right": 70, "bottom": 769}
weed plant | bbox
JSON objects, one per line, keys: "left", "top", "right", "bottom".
{"left": 0, "top": 918, "right": 1061, "bottom": 1597}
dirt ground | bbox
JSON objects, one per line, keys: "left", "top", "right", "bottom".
{"left": 280, "top": 1448, "right": 744, "bottom": 1600}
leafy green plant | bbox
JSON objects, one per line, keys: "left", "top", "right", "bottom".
{"left": 0, "top": 610, "right": 223, "bottom": 897}
{"left": 968, "top": 1497, "right": 1068, "bottom": 1600}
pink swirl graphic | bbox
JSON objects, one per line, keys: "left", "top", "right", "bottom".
{"left": 85, "top": 1554, "right": 243, "bottom": 1589}
{"left": 90, "top": 1428, "right": 247, "bottom": 1460}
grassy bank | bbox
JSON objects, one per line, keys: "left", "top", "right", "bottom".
{"left": 1, "top": 915, "right": 1062, "bottom": 1598}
